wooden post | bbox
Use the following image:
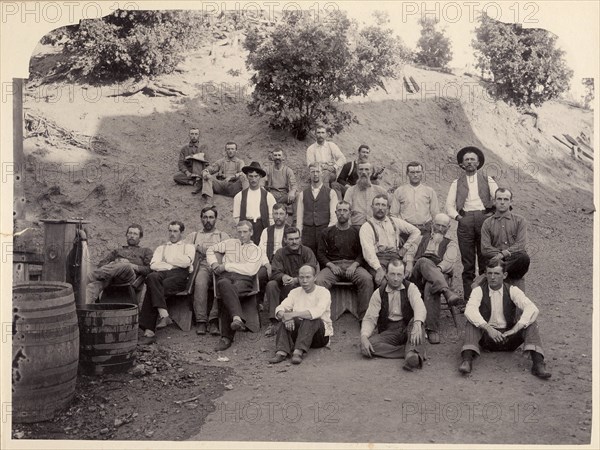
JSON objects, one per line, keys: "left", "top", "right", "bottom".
{"left": 13, "top": 78, "right": 25, "bottom": 220}
{"left": 41, "top": 219, "right": 89, "bottom": 282}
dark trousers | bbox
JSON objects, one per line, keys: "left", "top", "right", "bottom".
{"left": 410, "top": 258, "right": 452, "bottom": 332}
{"left": 301, "top": 224, "right": 328, "bottom": 255}
{"left": 457, "top": 211, "right": 488, "bottom": 300}
{"left": 265, "top": 280, "right": 296, "bottom": 320}
{"left": 139, "top": 268, "right": 189, "bottom": 331}
{"left": 173, "top": 160, "right": 205, "bottom": 185}
{"left": 249, "top": 220, "right": 266, "bottom": 245}
{"left": 216, "top": 271, "right": 255, "bottom": 341}
{"left": 461, "top": 321, "right": 544, "bottom": 357}
{"left": 484, "top": 252, "right": 530, "bottom": 281}
{"left": 275, "top": 318, "right": 329, "bottom": 355}
{"left": 368, "top": 319, "right": 425, "bottom": 359}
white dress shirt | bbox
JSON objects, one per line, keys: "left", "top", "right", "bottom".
{"left": 150, "top": 240, "right": 195, "bottom": 272}
{"left": 359, "top": 217, "right": 421, "bottom": 270}
{"left": 275, "top": 285, "right": 333, "bottom": 336}
{"left": 446, "top": 173, "right": 499, "bottom": 219}
{"left": 465, "top": 285, "right": 539, "bottom": 329}
{"left": 206, "top": 239, "right": 268, "bottom": 276}
{"left": 233, "top": 188, "right": 276, "bottom": 223}
{"left": 306, "top": 141, "right": 346, "bottom": 174}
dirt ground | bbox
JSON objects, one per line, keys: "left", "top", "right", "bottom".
{"left": 10, "top": 38, "right": 596, "bottom": 446}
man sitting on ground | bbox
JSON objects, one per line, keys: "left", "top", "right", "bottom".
{"left": 360, "top": 259, "right": 426, "bottom": 372}
{"left": 173, "top": 128, "right": 208, "bottom": 192}
{"left": 86, "top": 223, "right": 153, "bottom": 303}
{"left": 268, "top": 265, "right": 333, "bottom": 365}
{"left": 139, "top": 221, "right": 195, "bottom": 345}
{"left": 201, "top": 142, "right": 247, "bottom": 201}
{"left": 458, "top": 260, "right": 551, "bottom": 379}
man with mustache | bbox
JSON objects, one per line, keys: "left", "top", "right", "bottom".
{"left": 337, "top": 144, "right": 383, "bottom": 197}
{"left": 173, "top": 128, "right": 208, "bottom": 192}
{"left": 201, "top": 142, "right": 247, "bottom": 200}
{"left": 306, "top": 125, "right": 346, "bottom": 198}
{"left": 265, "top": 149, "right": 297, "bottom": 217}
{"left": 343, "top": 162, "right": 388, "bottom": 227}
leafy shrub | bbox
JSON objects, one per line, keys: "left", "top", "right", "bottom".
{"left": 415, "top": 17, "right": 452, "bottom": 69}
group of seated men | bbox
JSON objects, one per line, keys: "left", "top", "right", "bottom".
{"left": 85, "top": 129, "right": 550, "bottom": 378}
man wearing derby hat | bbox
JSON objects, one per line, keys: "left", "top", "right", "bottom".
{"left": 233, "top": 161, "right": 277, "bottom": 245}
{"left": 446, "top": 146, "right": 499, "bottom": 301}
{"left": 173, "top": 128, "right": 208, "bottom": 192}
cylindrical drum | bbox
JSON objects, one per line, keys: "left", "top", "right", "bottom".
{"left": 12, "top": 282, "right": 79, "bottom": 423}
{"left": 76, "top": 303, "right": 138, "bottom": 375}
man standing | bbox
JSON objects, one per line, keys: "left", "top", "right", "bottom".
{"left": 360, "top": 259, "right": 426, "bottom": 372}
{"left": 458, "top": 260, "right": 551, "bottom": 379}
{"left": 139, "top": 221, "right": 195, "bottom": 345}
{"left": 184, "top": 206, "right": 230, "bottom": 336}
{"left": 233, "top": 162, "right": 277, "bottom": 245}
{"left": 173, "top": 128, "right": 207, "bottom": 191}
{"left": 201, "top": 142, "right": 247, "bottom": 200}
{"left": 343, "top": 162, "right": 388, "bottom": 227}
{"left": 258, "top": 203, "right": 289, "bottom": 263}
{"left": 306, "top": 125, "right": 346, "bottom": 194}
{"left": 86, "top": 224, "right": 153, "bottom": 303}
{"left": 359, "top": 194, "right": 421, "bottom": 286}
{"left": 207, "top": 221, "right": 269, "bottom": 351}
{"left": 409, "top": 213, "right": 461, "bottom": 344}
{"left": 268, "top": 265, "right": 332, "bottom": 365}
{"left": 265, "top": 149, "right": 297, "bottom": 216}
{"left": 481, "top": 188, "right": 530, "bottom": 290}
{"left": 264, "top": 228, "right": 318, "bottom": 337}
{"left": 446, "top": 146, "right": 499, "bottom": 301}
{"left": 315, "top": 201, "right": 373, "bottom": 320}
{"left": 296, "top": 162, "right": 337, "bottom": 255}
{"left": 337, "top": 144, "right": 383, "bottom": 196}
{"left": 390, "top": 161, "right": 439, "bottom": 236}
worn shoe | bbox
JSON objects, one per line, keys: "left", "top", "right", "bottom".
{"left": 209, "top": 322, "right": 220, "bottom": 336}
{"left": 458, "top": 359, "right": 472, "bottom": 374}
{"left": 196, "top": 323, "right": 207, "bottom": 335}
{"left": 264, "top": 324, "right": 277, "bottom": 337}
{"left": 402, "top": 351, "right": 421, "bottom": 371}
{"left": 291, "top": 352, "right": 303, "bottom": 365}
{"left": 156, "top": 316, "right": 173, "bottom": 329}
{"left": 443, "top": 289, "right": 461, "bottom": 307}
{"left": 268, "top": 353, "right": 287, "bottom": 364}
{"left": 427, "top": 330, "right": 441, "bottom": 344}
{"left": 214, "top": 337, "right": 232, "bottom": 352}
{"left": 531, "top": 361, "right": 552, "bottom": 379}
{"left": 231, "top": 318, "right": 246, "bottom": 332}
{"left": 138, "top": 335, "right": 156, "bottom": 346}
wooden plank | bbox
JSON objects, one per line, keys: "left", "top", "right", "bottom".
{"left": 576, "top": 137, "right": 594, "bottom": 152}
{"left": 563, "top": 134, "right": 579, "bottom": 147}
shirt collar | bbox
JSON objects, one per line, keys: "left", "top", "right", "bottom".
{"left": 284, "top": 246, "right": 302, "bottom": 255}
{"left": 386, "top": 283, "right": 405, "bottom": 292}
{"left": 488, "top": 285, "right": 504, "bottom": 296}
{"left": 166, "top": 240, "right": 184, "bottom": 246}
{"left": 493, "top": 211, "right": 513, "bottom": 219}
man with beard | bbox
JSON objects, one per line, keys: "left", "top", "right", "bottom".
{"left": 359, "top": 195, "right": 421, "bottom": 286}
{"left": 337, "top": 144, "right": 383, "bottom": 197}
{"left": 139, "top": 221, "right": 196, "bottom": 345}
{"left": 446, "top": 146, "right": 499, "bottom": 301}
{"left": 343, "top": 162, "right": 388, "bottom": 227}
{"left": 201, "top": 142, "right": 247, "bottom": 200}
{"left": 409, "top": 213, "right": 461, "bottom": 344}
{"left": 173, "top": 128, "right": 208, "bottom": 191}
{"left": 390, "top": 161, "right": 439, "bottom": 236}
{"left": 184, "top": 206, "right": 230, "bottom": 336}
{"left": 265, "top": 149, "right": 297, "bottom": 216}
{"left": 315, "top": 201, "right": 374, "bottom": 320}
{"left": 263, "top": 228, "right": 318, "bottom": 337}
{"left": 86, "top": 224, "right": 153, "bottom": 303}
{"left": 259, "top": 203, "right": 290, "bottom": 263}
{"left": 296, "top": 162, "right": 338, "bottom": 255}
{"left": 306, "top": 125, "right": 346, "bottom": 197}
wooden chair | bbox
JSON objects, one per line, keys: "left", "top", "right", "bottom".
{"left": 167, "top": 254, "right": 204, "bottom": 332}
{"left": 330, "top": 282, "right": 360, "bottom": 321}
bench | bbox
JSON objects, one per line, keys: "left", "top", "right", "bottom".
{"left": 330, "top": 282, "right": 359, "bottom": 321}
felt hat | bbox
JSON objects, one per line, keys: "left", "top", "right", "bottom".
{"left": 241, "top": 161, "right": 266, "bottom": 177}
{"left": 187, "top": 152, "right": 208, "bottom": 163}
{"left": 456, "top": 146, "right": 485, "bottom": 169}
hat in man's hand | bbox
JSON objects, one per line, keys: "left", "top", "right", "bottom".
{"left": 186, "top": 152, "right": 208, "bottom": 163}
{"left": 456, "top": 146, "right": 485, "bottom": 169}
{"left": 241, "top": 161, "right": 267, "bottom": 177}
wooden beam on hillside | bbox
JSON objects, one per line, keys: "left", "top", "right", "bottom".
{"left": 403, "top": 76, "right": 415, "bottom": 94}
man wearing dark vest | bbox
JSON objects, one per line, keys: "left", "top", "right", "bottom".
{"left": 264, "top": 227, "right": 318, "bottom": 337}
{"left": 296, "top": 162, "right": 337, "bottom": 255}
{"left": 446, "top": 146, "right": 499, "bottom": 300}
{"left": 360, "top": 259, "right": 426, "bottom": 372}
{"left": 233, "top": 162, "right": 277, "bottom": 245}
{"left": 409, "top": 213, "right": 461, "bottom": 344}
{"left": 259, "top": 203, "right": 289, "bottom": 263}
{"left": 459, "top": 260, "right": 551, "bottom": 379}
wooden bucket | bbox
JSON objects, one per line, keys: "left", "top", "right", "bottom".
{"left": 12, "top": 282, "right": 80, "bottom": 423}
{"left": 76, "top": 303, "right": 138, "bottom": 375}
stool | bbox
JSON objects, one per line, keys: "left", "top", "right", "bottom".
{"left": 330, "top": 282, "right": 359, "bottom": 321}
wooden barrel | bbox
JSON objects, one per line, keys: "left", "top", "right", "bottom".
{"left": 12, "top": 282, "right": 79, "bottom": 423}
{"left": 76, "top": 303, "right": 138, "bottom": 375}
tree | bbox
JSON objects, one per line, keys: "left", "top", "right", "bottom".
{"left": 472, "top": 14, "right": 573, "bottom": 107}
{"left": 415, "top": 17, "right": 452, "bottom": 69}
{"left": 244, "top": 11, "right": 406, "bottom": 139}
{"left": 582, "top": 78, "right": 594, "bottom": 110}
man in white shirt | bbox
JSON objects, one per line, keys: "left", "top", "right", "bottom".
{"left": 458, "top": 260, "right": 551, "bottom": 379}
{"left": 139, "top": 221, "right": 196, "bottom": 345}
{"left": 207, "top": 221, "right": 269, "bottom": 351}
{"left": 268, "top": 265, "right": 333, "bottom": 365}
{"left": 390, "top": 161, "right": 439, "bottom": 235}
{"left": 360, "top": 259, "right": 426, "bottom": 372}
{"left": 306, "top": 125, "right": 346, "bottom": 196}
{"left": 359, "top": 194, "right": 421, "bottom": 286}
{"left": 446, "top": 146, "right": 499, "bottom": 300}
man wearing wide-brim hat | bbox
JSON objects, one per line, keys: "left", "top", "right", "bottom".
{"left": 233, "top": 161, "right": 277, "bottom": 246}
{"left": 173, "top": 128, "right": 208, "bottom": 192}
{"left": 445, "top": 146, "right": 499, "bottom": 301}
